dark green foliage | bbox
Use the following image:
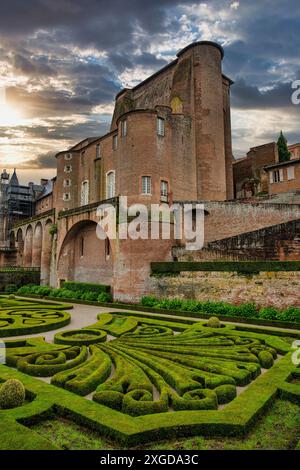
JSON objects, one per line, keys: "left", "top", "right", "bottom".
{"left": 5, "top": 284, "right": 18, "bottom": 294}
{"left": 97, "top": 292, "right": 113, "bottom": 303}
{"left": 16, "top": 284, "right": 113, "bottom": 304}
{"left": 277, "top": 131, "right": 291, "bottom": 162}
{"left": 0, "top": 379, "right": 25, "bottom": 409}
{"left": 151, "top": 261, "right": 300, "bottom": 274}
{"left": 140, "top": 296, "right": 300, "bottom": 325}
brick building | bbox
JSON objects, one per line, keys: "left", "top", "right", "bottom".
{"left": 2, "top": 41, "right": 300, "bottom": 300}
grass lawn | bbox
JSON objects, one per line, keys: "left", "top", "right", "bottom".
{"left": 31, "top": 399, "right": 300, "bottom": 450}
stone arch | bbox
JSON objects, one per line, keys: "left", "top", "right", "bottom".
{"left": 32, "top": 222, "right": 43, "bottom": 267}
{"left": 41, "top": 219, "right": 53, "bottom": 285}
{"left": 24, "top": 225, "right": 33, "bottom": 267}
{"left": 57, "top": 220, "right": 114, "bottom": 287}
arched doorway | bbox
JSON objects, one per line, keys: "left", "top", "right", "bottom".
{"left": 57, "top": 220, "right": 113, "bottom": 286}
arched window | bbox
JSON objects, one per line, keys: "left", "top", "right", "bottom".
{"left": 81, "top": 180, "right": 89, "bottom": 206}
{"left": 105, "top": 238, "right": 110, "bottom": 259}
{"left": 106, "top": 171, "right": 115, "bottom": 199}
{"left": 80, "top": 237, "right": 84, "bottom": 257}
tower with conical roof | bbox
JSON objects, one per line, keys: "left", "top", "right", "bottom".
{"left": 9, "top": 169, "right": 19, "bottom": 186}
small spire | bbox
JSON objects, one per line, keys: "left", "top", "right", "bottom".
{"left": 9, "top": 168, "right": 19, "bottom": 186}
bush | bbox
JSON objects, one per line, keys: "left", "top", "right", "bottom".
{"left": 5, "top": 284, "right": 18, "bottom": 294}
{"left": 141, "top": 296, "right": 159, "bottom": 307}
{"left": 259, "top": 307, "right": 279, "bottom": 321}
{"left": 215, "top": 384, "right": 237, "bottom": 404}
{"left": 97, "top": 292, "right": 113, "bottom": 303}
{"left": 139, "top": 296, "right": 300, "bottom": 325}
{"left": 207, "top": 317, "right": 221, "bottom": 328}
{"left": 0, "top": 379, "right": 25, "bottom": 409}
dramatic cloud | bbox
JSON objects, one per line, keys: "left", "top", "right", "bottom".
{"left": 0, "top": 0, "right": 299, "bottom": 181}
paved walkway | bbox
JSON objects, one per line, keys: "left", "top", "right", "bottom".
{"left": 4, "top": 297, "right": 300, "bottom": 343}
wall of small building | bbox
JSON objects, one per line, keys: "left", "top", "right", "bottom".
{"left": 268, "top": 164, "right": 300, "bottom": 194}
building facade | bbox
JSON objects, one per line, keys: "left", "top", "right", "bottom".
{"left": 4, "top": 41, "right": 299, "bottom": 300}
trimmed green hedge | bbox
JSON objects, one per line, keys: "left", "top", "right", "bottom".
{"left": 0, "top": 296, "right": 71, "bottom": 337}
{"left": 141, "top": 296, "right": 300, "bottom": 325}
{"left": 17, "top": 285, "right": 112, "bottom": 303}
{"left": 1, "top": 311, "right": 300, "bottom": 448}
{"left": 151, "top": 261, "right": 300, "bottom": 274}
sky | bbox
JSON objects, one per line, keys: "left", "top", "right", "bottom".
{"left": 0, "top": 0, "right": 299, "bottom": 184}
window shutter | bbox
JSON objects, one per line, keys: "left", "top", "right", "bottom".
{"left": 269, "top": 172, "right": 274, "bottom": 184}
{"left": 279, "top": 169, "right": 284, "bottom": 182}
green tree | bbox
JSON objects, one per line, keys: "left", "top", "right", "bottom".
{"left": 277, "top": 131, "right": 291, "bottom": 162}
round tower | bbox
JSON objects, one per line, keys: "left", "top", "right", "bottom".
{"left": 177, "top": 41, "right": 227, "bottom": 201}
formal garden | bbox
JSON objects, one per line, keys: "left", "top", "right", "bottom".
{"left": 0, "top": 293, "right": 300, "bottom": 450}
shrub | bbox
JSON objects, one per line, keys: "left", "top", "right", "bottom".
{"left": 207, "top": 317, "right": 221, "bottom": 328}
{"left": 5, "top": 284, "right": 18, "bottom": 294}
{"left": 97, "top": 292, "right": 113, "bottom": 303}
{"left": 278, "top": 307, "right": 300, "bottom": 323}
{"left": 138, "top": 295, "right": 300, "bottom": 325}
{"left": 0, "top": 379, "right": 25, "bottom": 409}
{"left": 141, "top": 296, "right": 159, "bottom": 307}
{"left": 215, "top": 384, "right": 237, "bottom": 404}
{"left": 259, "top": 307, "right": 279, "bottom": 320}
{"left": 81, "top": 291, "right": 99, "bottom": 302}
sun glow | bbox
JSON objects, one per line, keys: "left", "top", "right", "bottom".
{"left": 0, "top": 86, "right": 23, "bottom": 126}
{"left": 0, "top": 102, "right": 23, "bottom": 127}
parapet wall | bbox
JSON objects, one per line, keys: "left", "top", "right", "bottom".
{"left": 202, "top": 202, "right": 300, "bottom": 243}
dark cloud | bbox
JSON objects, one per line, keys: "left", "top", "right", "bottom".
{"left": 25, "top": 151, "right": 57, "bottom": 169}
{"left": 231, "top": 78, "right": 297, "bottom": 109}
{"left": 0, "top": 0, "right": 300, "bottom": 169}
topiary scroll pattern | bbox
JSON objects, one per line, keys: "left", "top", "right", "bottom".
{"left": 3, "top": 312, "right": 285, "bottom": 416}
{"left": 0, "top": 297, "right": 71, "bottom": 336}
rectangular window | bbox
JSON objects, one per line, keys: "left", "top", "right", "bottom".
{"left": 106, "top": 171, "right": 115, "bottom": 199}
{"left": 272, "top": 170, "right": 283, "bottom": 183}
{"left": 157, "top": 117, "right": 165, "bottom": 136}
{"left": 96, "top": 143, "right": 101, "bottom": 158}
{"left": 121, "top": 119, "right": 127, "bottom": 137}
{"left": 81, "top": 181, "right": 89, "bottom": 206}
{"left": 160, "top": 180, "right": 168, "bottom": 201}
{"left": 113, "top": 134, "right": 118, "bottom": 150}
{"left": 287, "top": 166, "right": 295, "bottom": 180}
{"left": 142, "top": 176, "right": 152, "bottom": 195}
{"left": 81, "top": 151, "right": 86, "bottom": 165}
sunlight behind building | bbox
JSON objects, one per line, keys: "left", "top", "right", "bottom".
{"left": 0, "top": 86, "right": 23, "bottom": 126}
